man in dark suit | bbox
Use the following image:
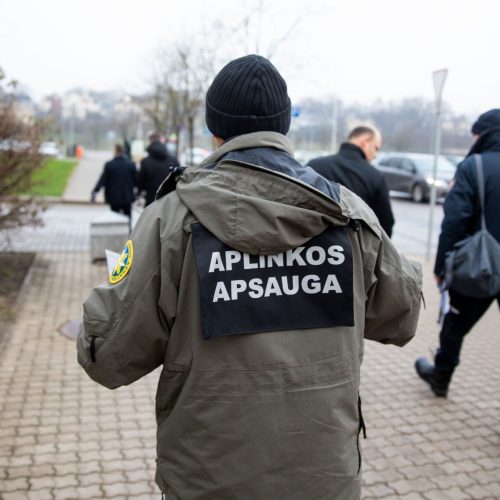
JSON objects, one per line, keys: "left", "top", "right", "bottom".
{"left": 308, "top": 126, "right": 395, "bottom": 237}
{"left": 92, "top": 144, "right": 137, "bottom": 217}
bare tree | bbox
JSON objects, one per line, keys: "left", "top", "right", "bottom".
{"left": 0, "top": 69, "right": 45, "bottom": 235}
{"left": 138, "top": 39, "right": 218, "bottom": 161}
{"left": 138, "top": 2, "right": 321, "bottom": 161}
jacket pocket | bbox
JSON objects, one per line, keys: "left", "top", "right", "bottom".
{"left": 77, "top": 321, "right": 111, "bottom": 369}
{"left": 90, "top": 335, "right": 97, "bottom": 362}
{"left": 83, "top": 329, "right": 109, "bottom": 365}
{"left": 357, "top": 394, "right": 367, "bottom": 474}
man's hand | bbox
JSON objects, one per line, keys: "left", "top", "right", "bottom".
{"left": 90, "top": 191, "right": 97, "bottom": 203}
{"left": 434, "top": 274, "right": 443, "bottom": 286}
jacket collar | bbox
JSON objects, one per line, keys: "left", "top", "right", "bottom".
{"left": 200, "top": 132, "right": 294, "bottom": 166}
{"left": 339, "top": 142, "right": 367, "bottom": 161}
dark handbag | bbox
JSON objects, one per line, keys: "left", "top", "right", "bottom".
{"left": 444, "top": 155, "right": 500, "bottom": 298}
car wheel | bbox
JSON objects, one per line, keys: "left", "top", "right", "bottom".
{"left": 411, "top": 184, "right": 425, "bottom": 203}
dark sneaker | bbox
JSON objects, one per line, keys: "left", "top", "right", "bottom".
{"left": 415, "top": 357, "right": 450, "bottom": 397}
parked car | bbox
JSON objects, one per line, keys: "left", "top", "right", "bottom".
{"left": 374, "top": 152, "right": 456, "bottom": 202}
{"left": 39, "top": 141, "right": 60, "bottom": 157}
{"left": 445, "top": 154, "right": 465, "bottom": 168}
{"left": 182, "top": 147, "right": 212, "bottom": 166}
{"left": 295, "top": 149, "right": 331, "bottom": 166}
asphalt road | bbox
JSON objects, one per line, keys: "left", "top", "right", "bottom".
{"left": 390, "top": 192, "right": 444, "bottom": 257}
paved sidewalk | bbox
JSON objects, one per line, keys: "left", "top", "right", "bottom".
{"left": 1, "top": 193, "right": 499, "bottom": 498}
{"left": 0, "top": 253, "right": 159, "bottom": 499}
{"left": 0, "top": 205, "right": 108, "bottom": 252}
{"left": 0, "top": 205, "right": 143, "bottom": 253}
{"left": 63, "top": 151, "right": 109, "bottom": 203}
{"left": 361, "top": 265, "right": 500, "bottom": 499}
{"left": 1, "top": 251, "right": 499, "bottom": 499}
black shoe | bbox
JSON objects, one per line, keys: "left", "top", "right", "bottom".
{"left": 415, "top": 357, "right": 450, "bottom": 397}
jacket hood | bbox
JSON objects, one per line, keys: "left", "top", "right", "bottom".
{"left": 467, "top": 127, "right": 500, "bottom": 156}
{"left": 147, "top": 140, "right": 169, "bottom": 160}
{"left": 176, "top": 133, "right": 364, "bottom": 255}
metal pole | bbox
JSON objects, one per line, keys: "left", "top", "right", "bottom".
{"left": 331, "top": 98, "right": 338, "bottom": 153}
{"left": 69, "top": 104, "right": 75, "bottom": 151}
{"left": 425, "top": 108, "right": 442, "bottom": 260}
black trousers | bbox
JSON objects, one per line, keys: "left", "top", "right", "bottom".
{"left": 110, "top": 204, "right": 131, "bottom": 217}
{"left": 435, "top": 289, "right": 499, "bottom": 374}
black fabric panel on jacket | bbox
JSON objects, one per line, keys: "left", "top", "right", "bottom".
{"left": 191, "top": 223, "right": 354, "bottom": 340}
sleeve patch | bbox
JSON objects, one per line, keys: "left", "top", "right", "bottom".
{"left": 109, "top": 240, "right": 134, "bottom": 284}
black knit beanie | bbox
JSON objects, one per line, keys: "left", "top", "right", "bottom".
{"left": 206, "top": 54, "right": 291, "bottom": 139}
{"left": 471, "top": 109, "right": 500, "bottom": 135}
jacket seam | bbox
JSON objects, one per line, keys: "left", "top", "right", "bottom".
{"left": 190, "top": 357, "right": 349, "bottom": 372}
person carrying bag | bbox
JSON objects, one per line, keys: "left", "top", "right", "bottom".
{"left": 444, "top": 154, "right": 500, "bottom": 298}
{"left": 415, "top": 109, "right": 500, "bottom": 397}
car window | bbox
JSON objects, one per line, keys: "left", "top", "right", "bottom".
{"left": 384, "top": 157, "right": 398, "bottom": 167}
{"left": 388, "top": 157, "right": 403, "bottom": 168}
{"left": 401, "top": 159, "right": 414, "bottom": 172}
{"left": 414, "top": 156, "right": 456, "bottom": 177}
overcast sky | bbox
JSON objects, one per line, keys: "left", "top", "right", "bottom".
{"left": 1, "top": 0, "right": 498, "bottom": 116}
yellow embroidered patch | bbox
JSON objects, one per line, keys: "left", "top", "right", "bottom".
{"left": 109, "top": 240, "right": 134, "bottom": 284}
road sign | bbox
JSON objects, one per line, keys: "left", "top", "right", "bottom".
{"left": 433, "top": 69, "right": 448, "bottom": 111}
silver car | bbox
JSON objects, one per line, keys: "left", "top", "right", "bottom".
{"left": 375, "top": 152, "right": 456, "bottom": 202}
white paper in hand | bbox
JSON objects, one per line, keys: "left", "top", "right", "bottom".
{"left": 105, "top": 249, "right": 121, "bottom": 276}
{"left": 438, "top": 284, "right": 450, "bottom": 325}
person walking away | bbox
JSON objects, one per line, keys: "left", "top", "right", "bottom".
{"left": 78, "top": 54, "right": 422, "bottom": 500}
{"left": 415, "top": 109, "right": 500, "bottom": 397}
{"left": 91, "top": 143, "right": 137, "bottom": 218}
{"left": 308, "top": 126, "right": 395, "bottom": 237}
{"left": 138, "top": 133, "right": 179, "bottom": 207}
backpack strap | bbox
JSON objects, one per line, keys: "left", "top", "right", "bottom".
{"left": 155, "top": 166, "right": 186, "bottom": 200}
{"left": 474, "top": 154, "right": 486, "bottom": 231}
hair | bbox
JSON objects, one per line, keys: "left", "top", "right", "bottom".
{"left": 149, "top": 132, "right": 161, "bottom": 142}
{"left": 348, "top": 126, "right": 376, "bottom": 140}
{"left": 114, "top": 143, "right": 124, "bottom": 155}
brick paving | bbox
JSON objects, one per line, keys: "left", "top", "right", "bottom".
{"left": 0, "top": 205, "right": 142, "bottom": 253}
{"left": 1, "top": 201, "right": 499, "bottom": 498}
{"left": 0, "top": 252, "right": 159, "bottom": 499}
{"left": 0, "top": 205, "right": 108, "bottom": 252}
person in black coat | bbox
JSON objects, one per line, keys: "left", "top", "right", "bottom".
{"left": 416, "top": 109, "right": 500, "bottom": 397}
{"left": 138, "top": 133, "right": 179, "bottom": 206}
{"left": 92, "top": 144, "right": 137, "bottom": 217}
{"left": 308, "top": 126, "right": 395, "bottom": 237}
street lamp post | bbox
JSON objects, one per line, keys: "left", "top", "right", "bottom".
{"left": 426, "top": 69, "right": 448, "bottom": 261}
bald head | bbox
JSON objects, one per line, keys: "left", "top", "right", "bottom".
{"left": 347, "top": 126, "right": 381, "bottom": 162}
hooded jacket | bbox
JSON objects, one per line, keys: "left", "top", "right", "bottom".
{"left": 139, "top": 141, "right": 179, "bottom": 206}
{"left": 78, "top": 132, "right": 422, "bottom": 500}
{"left": 435, "top": 127, "right": 500, "bottom": 276}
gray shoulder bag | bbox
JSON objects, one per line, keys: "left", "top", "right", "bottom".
{"left": 444, "top": 154, "right": 500, "bottom": 298}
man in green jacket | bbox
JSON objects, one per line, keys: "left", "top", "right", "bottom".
{"left": 78, "top": 55, "right": 422, "bottom": 500}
